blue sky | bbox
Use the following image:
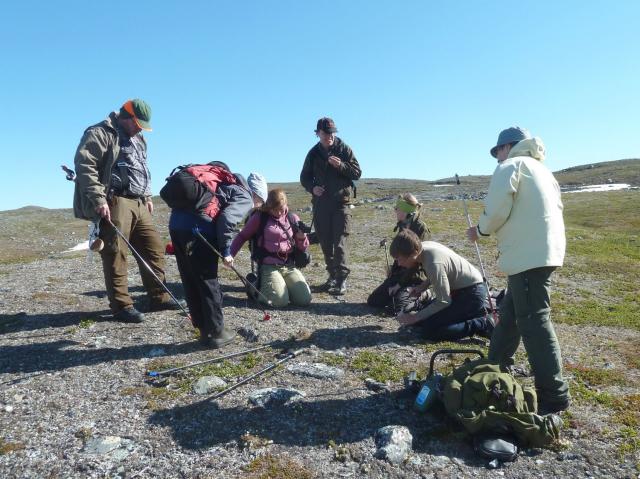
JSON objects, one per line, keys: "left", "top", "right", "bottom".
{"left": 1, "top": 1, "right": 638, "bottom": 211}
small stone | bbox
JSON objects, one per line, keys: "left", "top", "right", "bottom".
{"left": 535, "top": 459, "right": 544, "bottom": 465}
{"left": 487, "top": 458, "right": 500, "bottom": 469}
{"left": 193, "top": 376, "right": 227, "bottom": 395}
{"left": 374, "top": 425, "right": 413, "bottom": 465}
{"left": 237, "top": 327, "right": 259, "bottom": 342}
{"left": 557, "top": 451, "right": 581, "bottom": 461}
{"left": 429, "top": 455, "right": 451, "bottom": 469}
{"left": 5, "top": 405, "right": 14, "bottom": 413}
{"left": 365, "top": 378, "right": 390, "bottom": 392}
{"left": 248, "top": 388, "right": 305, "bottom": 408}
{"left": 286, "top": 362, "right": 345, "bottom": 380}
{"left": 451, "top": 457, "right": 465, "bottom": 467}
{"left": 83, "top": 436, "right": 122, "bottom": 455}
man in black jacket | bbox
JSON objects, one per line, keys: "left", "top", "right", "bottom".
{"left": 300, "top": 117, "right": 362, "bottom": 295}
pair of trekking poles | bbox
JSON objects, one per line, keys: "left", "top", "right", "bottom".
{"left": 147, "top": 343, "right": 306, "bottom": 399}
{"left": 105, "top": 219, "right": 274, "bottom": 321}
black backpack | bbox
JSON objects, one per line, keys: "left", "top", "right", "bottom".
{"left": 159, "top": 161, "right": 235, "bottom": 218}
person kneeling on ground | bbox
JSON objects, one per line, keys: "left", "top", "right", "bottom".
{"left": 169, "top": 167, "right": 268, "bottom": 348}
{"left": 367, "top": 193, "right": 430, "bottom": 314}
{"left": 230, "top": 188, "right": 312, "bottom": 308}
{"left": 390, "top": 230, "right": 494, "bottom": 341}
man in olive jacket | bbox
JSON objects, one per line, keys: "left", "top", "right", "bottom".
{"left": 300, "top": 117, "right": 362, "bottom": 295}
{"left": 73, "top": 99, "right": 177, "bottom": 323}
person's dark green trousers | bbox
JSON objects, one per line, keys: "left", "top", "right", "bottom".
{"left": 489, "top": 266, "right": 570, "bottom": 405}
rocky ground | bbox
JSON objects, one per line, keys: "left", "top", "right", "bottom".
{"left": 1, "top": 175, "right": 639, "bottom": 478}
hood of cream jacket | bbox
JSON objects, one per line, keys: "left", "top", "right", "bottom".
{"left": 478, "top": 137, "right": 565, "bottom": 275}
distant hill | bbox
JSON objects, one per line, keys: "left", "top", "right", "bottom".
{"left": 553, "top": 158, "right": 639, "bottom": 186}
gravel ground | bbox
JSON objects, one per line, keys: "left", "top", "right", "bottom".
{"left": 1, "top": 191, "right": 639, "bottom": 478}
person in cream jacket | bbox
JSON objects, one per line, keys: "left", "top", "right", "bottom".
{"left": 467, "top": 126, "right": 570, "bottom": 415}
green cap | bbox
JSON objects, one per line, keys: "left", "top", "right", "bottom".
{"left": 121, "top": 99, "right": 152, "bottom": 131}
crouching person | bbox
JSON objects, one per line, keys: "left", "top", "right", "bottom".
{"left": 367, "top": 193, "right": 430, "bottom": 314}
{"left": 230, "top": 189, "right": 312, "bottom": 308}
{"left": 390, "top": 230, "right": 494, "bottom": 341}
{"left": 168, "top": 166, "right": 267, "bottom": 348}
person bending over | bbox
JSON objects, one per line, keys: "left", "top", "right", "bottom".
{"left": 391, "top": 230, "right": 494, "bottom": 341}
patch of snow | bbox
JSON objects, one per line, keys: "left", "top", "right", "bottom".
{"left": 63, "top": 240, "right": 89, "bottom": 253}
{"left": 433, "top": 184, "right": 455, "bottom": 187}
{"left": 564, "top": 183, "right": 632, "bottom": 193}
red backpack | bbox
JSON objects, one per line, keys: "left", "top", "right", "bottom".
{"left": 160, "top": 162, "right": 237, "bottom": 219}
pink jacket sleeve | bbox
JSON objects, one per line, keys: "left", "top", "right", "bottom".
{"left": 230, "top": 211, "right": 261, "bottom": 257}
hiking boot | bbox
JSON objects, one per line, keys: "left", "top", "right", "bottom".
{"left": 329, "top": 278, "right": 347, "bottom": 296}
{"left": 200, "top": 327, "right": 237, "bottom": 349}
{"left": 148, "top": 297, "right": 187, "bottom": 312}
{"left": 113, "top": 306, "right": 144, "bottom": 323}
{"left": 477, "top": 315, "right": 496, "bottom": 339}
{"left": 538, "top": 397, "right": 571, "bottom": 415}
{"left": 318, "top": 277, "right": 337, "bottom": 292}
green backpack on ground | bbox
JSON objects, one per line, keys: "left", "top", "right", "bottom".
{"left": 441, "top": 358, "right": 562, "bottom": 448}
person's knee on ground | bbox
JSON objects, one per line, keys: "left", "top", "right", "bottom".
{"left": 260, "top": 265, "right": 290, "bottom": 307}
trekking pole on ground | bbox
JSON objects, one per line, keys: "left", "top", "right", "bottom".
{"left": 379, "top": 238, "right": 396, "bottom": 313}
{"left": 454, "top": 175, "right": 499, "bottom": 323}
{"left": 146, "top": 345, "right": 270, "bottom": 377}
{"left": 107, "top": 219, "right": 191, "bottom": 319}
{"left": 191, "top": 227, "right": 274, "bottom": 307}
{"left": 209, "top": 348, "right": 306, "bottom": 400}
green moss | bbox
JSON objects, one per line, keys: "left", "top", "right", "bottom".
{"left": 195, "top": 353, "right": 261, "bottom": 380}
{"left": 79, "top": 318, "right": 96, "bottom": 329}
{"left": 350, "top": 350, "right": 406, "bottom": 382}
{"left": 244, "top": 453, "right": 314, "bottom": 479}
{"left": 565, "top": 363, "right": 628, "bottom": 387}
{"left": 0, "top": 439, "right": 25, "bottom": 455}
{"left": 321, "top": 353, "right": 346, "bottom": 367}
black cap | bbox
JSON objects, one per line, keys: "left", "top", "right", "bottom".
{"left": 315, "top": 117, "right": 337, "bottom": 134}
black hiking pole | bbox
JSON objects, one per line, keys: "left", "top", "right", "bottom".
{"left": 379, "top": 238, "right": 396, "bottom": 313}
{"left": 191, "top": 227, "right": 274, "bottom": 317}
{"left": 454, "top": 174, "right": 498, "bottom": 324}
{"left": 209, "top": 348, "right": 306, "bottom": 400}
{"left": 147, "top": 345, "right": 270, "bottom": 377}
{"left": 107, "top": 219, "right": 191, "bottom": 319}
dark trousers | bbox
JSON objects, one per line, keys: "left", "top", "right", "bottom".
{"left": 367, "top": 266, "right": 421, "bottom": 314}
{"left": 489, "top": 267, "right": 569, "bottom": 404}
{"left": 99, "top": 196, "right": 168, "bottom": 312}
{"left": 314, "top": 200, "right": 351, "bottom": 280}
{"left": 413, "top": 283, "right": 492, "bottom": 341}
{"left": 169, "top": 228, "right": 224, "bottom": 336}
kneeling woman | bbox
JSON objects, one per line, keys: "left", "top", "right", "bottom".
{"left": 230, "top": 189, "right": 312, "bottom": 307}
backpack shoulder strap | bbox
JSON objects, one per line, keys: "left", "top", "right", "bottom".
{"left": 250, "top": 211, "right": 271, "bottom": 262}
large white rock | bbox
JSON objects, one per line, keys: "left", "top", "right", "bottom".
{"left": 374, "top": 425, "right": 413, "bottom": 464}
{"left": 193, "top": 376, "right": 227, "bottom": 395}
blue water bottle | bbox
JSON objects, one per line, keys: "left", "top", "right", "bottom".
{"left": 414, "top": 373, "right": 443, "bottom": 412}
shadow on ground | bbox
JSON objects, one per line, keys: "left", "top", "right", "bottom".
{"left": 147, "top": 389, "right": 474, "bottom": 458}
{"left": 0, "top": 339, "right": 198, "bottom": 375}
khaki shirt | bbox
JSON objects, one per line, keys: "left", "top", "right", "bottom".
{"left": 414, "top": 241, "right": 483, "bottom": 321}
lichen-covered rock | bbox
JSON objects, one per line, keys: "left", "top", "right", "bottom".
{"left": 286, "top": 362, "right": 345, "bottom": 380}
{"left": 247, "top": 388, "right": 305, "bottom": 408}
{"left": 374, "top": 425, "right": 413, "bottom": 464}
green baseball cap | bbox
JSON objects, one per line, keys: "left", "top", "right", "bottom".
{"left": 121, "top": 99, "right": 152, "bottom": 131}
